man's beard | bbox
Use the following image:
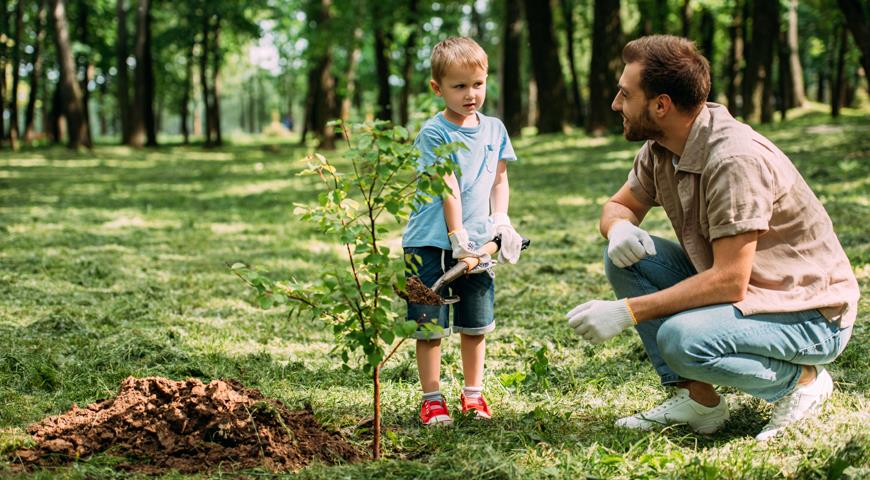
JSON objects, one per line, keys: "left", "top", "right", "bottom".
{"left": 623, "top": 109, "right": 664, "bottom": 142}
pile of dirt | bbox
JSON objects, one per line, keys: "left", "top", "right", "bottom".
{"left": 11, "top": 376, "right": 362, "bottom": 474}
{"left": 400, "top": 276, "right": 444, "bottom": 305}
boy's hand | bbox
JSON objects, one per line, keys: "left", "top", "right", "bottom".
{"left": 448, "top": 228, "right": 486, "bottom": 260}
{"left": 607, "top": 220, "right": 656, "bottom": 268}
{"left": 490, "top": 213, "right": 522, "bottom": 264}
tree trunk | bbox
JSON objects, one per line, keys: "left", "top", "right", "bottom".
{"left": 760, "top": 26, "right": 778, "bottom": 122}
{"left": 560, "top": 0, "right": 584, "bottom": 125}
{"left": 50, "top": 0, "right": 88, "bottom": 149}
{"left": 524, "top": 0, "right": 567, "bottom": 134}
{"left": 0, "top": 0, "right": 7, "bottom": 149}
{"left": 180, "top": 39, "right": 193, "bottom": 144}
{"left": 76, "top": 0, "right": 94, "bottom": 147}
{"left": 742, "top": 0, "right": 778, "bottom": 123}
{"left": 831, "top": 24, "right": 848, "bottom": 117}
{"left": 470, "top": 1, "right": 484, "bottom": 39}
{"left": 373, "top": 20, "right": 392, "bottom": 122}
{"left": 130, "top": 0, "right": 150, "bottom": 146}
{"left": 726, "top": 0, "right": 743, "bottom": 113}
{"left": 681, "top": 0, "right": 692, "bottom": 38}
{"left": 8, "top": 0, "right": 23, "bottom": 148}
{"left": 587, "top": 0, "right": 622, "bottom": 134}
{"left": 310, "top": 0, "right": 334, "bottom": 147}
{"left": 787, "top": 0, "right": 806, "bottom": 106}
{"left": 500, "top": 0, "right": 523, "bottom": 137}
{"left": 700, "top": 7, "right": 715, "bottom": 102}
{"left": 145, "top": 2, "right": 157, "bottom": 145}
{"left": 49, "top": 84, "right": 64, "bottom": 143}
{"left": 25, "top": 0, "right": 48, "bottom": 143}
{"left": 251, "top": 77, "right": 258, "bottom": 132}
{"left": 836, "top": 0, "right": 870, "bottom": 96}
{"left": 778, "top": 28, "right": 791, "bottom": 120}
{"left": 209, "top": 15, "right": 221, "bottom": 146}
{"left": 312, "top": 54, "right": 335, "bottom": 148}
{"left": 116, "top": 0, "right": 131, "bottom": 144}
{"left": 527, "top": 79, "right": 538, "bottom": 127}
{"left": 285, "top": 74, "right": 294, "bottom": 131}
{"left": 398, "top": 0, "right": 418, "bottom": 126}
{"left": 341, "top": 28, "right": 363, "bottom": 124}
{"left": 300, "top": 66, "right": 315, "bottom": 144}
{"left": 816, "top": 67, "right": 826, "bottom": 103}
{"left": 98, "top": 82, "right": 109, "bottom": 136}
{"left": 199, "top": 12, "right": 212, "bottom": 145}
{"left": 638, "top": 0, "right": 668, "bottom": 36}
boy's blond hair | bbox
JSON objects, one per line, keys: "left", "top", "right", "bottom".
{"left": 430, "top": 37, "right": 488, "bottom": 82}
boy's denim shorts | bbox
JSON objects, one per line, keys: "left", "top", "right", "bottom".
{"left": 404, "top": 246, "right": 495, "bottom": 340}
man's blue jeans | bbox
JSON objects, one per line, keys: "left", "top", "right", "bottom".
{"left": 605, "top": 236, "right": 853, "bottom": 402}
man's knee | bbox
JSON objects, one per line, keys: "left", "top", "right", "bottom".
{"left": 656, "top": 315, "right": 715, "bottom": 375}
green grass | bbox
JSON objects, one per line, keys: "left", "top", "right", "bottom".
{"left": 1, "top": 105, "right": 869, "bottom": 479}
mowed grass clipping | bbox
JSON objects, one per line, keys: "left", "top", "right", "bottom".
{"left": 1, "top": 106, "right": 869, "bottom": 479}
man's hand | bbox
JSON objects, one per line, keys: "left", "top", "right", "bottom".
{"left": 607, "top": 220, "right": 656, "bottom": 268}
{"left": 490, "top": 212, "right": 523, "bottom": 264}
{"left": 566, "top": 299, "right": 635, "bottom": 344}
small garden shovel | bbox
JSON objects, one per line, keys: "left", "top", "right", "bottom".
{"left": 429, "top": 235, "right": 531, "bottom": 294}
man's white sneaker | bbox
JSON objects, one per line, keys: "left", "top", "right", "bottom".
{"left": 616, "top": 389, "right": 730, "bottom": 434}
{"left": 755, "top": 367, "right": 833, "bottom": 441}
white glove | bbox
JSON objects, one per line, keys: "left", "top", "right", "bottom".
{"left": 449, "top": 228, "right": 481, "bottom": 259}
{"left": 448, "top": 228, "right": 492, "bottom": 276}
{"left": 607, "top": 220, "right": 656, "bottom": 268}
{"left": 566, "top": 299, "right": 635, "bottom": 344}
{"left": 490, "top": 212, "right": 523, "bottom": 264}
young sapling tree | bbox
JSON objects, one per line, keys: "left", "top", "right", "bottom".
{"left": 233, "top": 120, "right": 462, "bottom": 459}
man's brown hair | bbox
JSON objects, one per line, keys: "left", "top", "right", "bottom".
{"left": 430, "top": 37, "right": 488, "bottom": 83}
{"left": 622, "top": 35, "right": 710, "bottom": 112}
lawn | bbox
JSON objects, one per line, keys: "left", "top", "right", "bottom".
{"left": 1, "top": 105, "right": 868, "bottom": 479}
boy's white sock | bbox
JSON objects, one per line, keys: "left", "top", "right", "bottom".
{"left": 422, "top": 390, "right": 443, "bottom": 402}
{"left": 463, "top": 386, "right": 483, "bottom": 399}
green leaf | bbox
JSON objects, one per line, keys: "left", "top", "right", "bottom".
{"left": 393, "top": 125, "right": 409, "bottom": 140}
{"left": 398, "top": 320, "right": 418, "bottom": 337}
{"left": 257, "top": 294, "right": 274, "bottom": 309}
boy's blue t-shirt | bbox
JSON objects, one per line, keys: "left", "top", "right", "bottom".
{"left": 402, "top": 111, "right": 517, "bottom": 250}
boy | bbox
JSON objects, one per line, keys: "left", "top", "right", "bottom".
{"left": 402, "top": 37, "right": 524, "bottom": 426}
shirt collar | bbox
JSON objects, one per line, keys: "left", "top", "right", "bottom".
{"left": 657, "top": 103, "right": 714, "bottom": 174}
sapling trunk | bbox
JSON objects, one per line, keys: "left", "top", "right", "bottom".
{"left": 373, "top": 367, "right": 381, "bottom": 459}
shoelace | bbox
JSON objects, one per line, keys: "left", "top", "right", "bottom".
{"left": 767, "top": 395, "right": 803, "bottom": 427}
{"left": 644, "top": 395, "right": 682, "bottom": 416}
{"left": 424, "top": 401, "right": 445, "bottom": 415}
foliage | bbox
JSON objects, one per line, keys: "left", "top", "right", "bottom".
{"left": 234, "top": 120, "right": 460, "bottom": 376}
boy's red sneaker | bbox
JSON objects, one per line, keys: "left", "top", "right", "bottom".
{"left": 460, "top": 393, "right": 492, "bottom": 419}
{"left": 420, "top": 398, "right": 453, "bottom": 426}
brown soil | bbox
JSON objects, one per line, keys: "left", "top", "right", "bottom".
{"left": 11, "top": 376, "right": 362, "bottom": 474}
{"left": 402, "top": 276, "right": 444, "bottom": 305}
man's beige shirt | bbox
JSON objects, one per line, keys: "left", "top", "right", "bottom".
{"left": 628, "top": 103, "right": 858, "bottom": 328}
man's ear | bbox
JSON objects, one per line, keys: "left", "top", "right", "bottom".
{"left": 430, "top": 79, "right": 442, "bottom": 96}
{"left": 653, "top": 94, "right": 672, "bottom": 118}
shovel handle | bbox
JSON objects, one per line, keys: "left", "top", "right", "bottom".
{"left": 458, "top": 239, "right": 500, "bottom": 271}
{"left": 430, "top": 236, "right": 531, "bottom": 293}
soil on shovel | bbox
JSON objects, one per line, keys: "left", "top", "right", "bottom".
{"left": 400, "top": 276, "right": 444, "bottom": 305}
{"left": 10, "top": 376, "right": 362, "bottom": 474}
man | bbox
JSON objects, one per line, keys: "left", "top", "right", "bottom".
{"left": 567, "top": 35, "right": 858, "bottom": 440}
